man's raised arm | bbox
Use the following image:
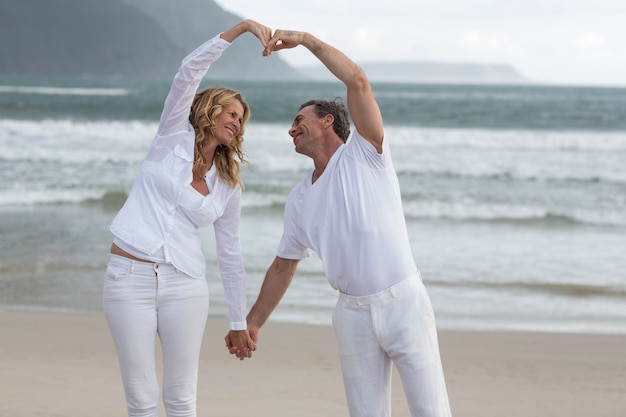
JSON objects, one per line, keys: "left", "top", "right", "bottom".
{"left": 268, "top": 30, "right": 384, "bottom": 152}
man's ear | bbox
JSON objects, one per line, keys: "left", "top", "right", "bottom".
{"left": 323, "top": 114, "right": 334, "bottom": 127}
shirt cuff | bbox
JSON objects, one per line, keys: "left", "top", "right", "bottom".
{"left": 216, "top": 32, "right": 232, "bottom": 45}
{"left": 230, "top": 320, "right": 247, "bottom": 331}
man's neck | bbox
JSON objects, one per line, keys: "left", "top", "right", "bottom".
{"left": 311, "top": 141, "right": 342, "bottom": 183}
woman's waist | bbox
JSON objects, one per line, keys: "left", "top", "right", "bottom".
{"left": 110, "top": 242, "right": 155, "bottom": 263}
{"left": 109, "top": 241, "right": 205, "bottom": 279}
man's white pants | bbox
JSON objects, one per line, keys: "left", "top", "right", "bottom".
{"left": 333, "top": 273, "right": 452, "bottom": 417}
{"left": 103, "top": 254, "right": 209, "bottom": 417}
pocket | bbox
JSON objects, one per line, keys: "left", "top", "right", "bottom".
{"left": 105, "top": 256, "right": 132, "bottom": 281}
{"left": 103, "top": 256, "right": 133, "bottom": 302}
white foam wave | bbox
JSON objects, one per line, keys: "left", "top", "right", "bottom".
{"left": 396, "top": 164, "right": 626, "bottom": 185}
{"left": 402, "top": 200, "right": 626, "bottom": 226}
{"left": 0, "top": 119, "right": 156, "bottom": 164}
{"left": 241, "top": 191, "right": 286, "bottom": 209}
{"left": 0, "top": 85, "right": 129, "bottom": 96}
{"left": 388, "top": 126, "right": 626, "bottom": 151}
{"left": 0, "top": 188, "right": 107, "bottom": 206}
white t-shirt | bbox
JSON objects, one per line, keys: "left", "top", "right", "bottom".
{"left": 277, "top": 130, "right": 417, "bottom": 296}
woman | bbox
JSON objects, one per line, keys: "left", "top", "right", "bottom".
{"left": 103, "top": 20, "right": 270, "bottom": 417}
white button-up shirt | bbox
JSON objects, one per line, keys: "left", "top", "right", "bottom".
{"left": 110, "top": 34, "right": 247, "bottom": 330}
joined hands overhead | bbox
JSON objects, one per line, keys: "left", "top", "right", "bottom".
{"left": 235, "top": 20, "right": 308, "bottom": 58}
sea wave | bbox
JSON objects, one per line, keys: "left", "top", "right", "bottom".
{"left": 396, "top": 168, "right": 626, "bottom": 186}
{"left": 389, "top": 127, "right": 626, "bottom": 151}
{"left": 0, "top": 185, "right": 287, "bottom": 211}
{"left": 0, "top": 187, "right": 109, "bottom": 206}
{"left": 2, "top": 119, "right": 623, "bottom": 228}
{"left": 2, "top": 181, "right": 623, "bottom": 229}
{"left": 3, "top": 79, "right": 626, "bottom": 131}
{"left": 402, "top": 200, "right": 626, "bottom": 227}
{"left": 0, "top": 119, "right": 154, "bottom": 164}
{"left": 436, "top": 279, "right": 626, "bottom": 300}
{"left": 241, "top": 190, "right": 289, "bottom": 209}
{"left": 0, "top": 85, "right": 129, "bottom": 96}
{"left": 0, "top": 187, "right": 134, "bottom": 210}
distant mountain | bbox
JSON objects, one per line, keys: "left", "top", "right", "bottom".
{"left": 0, "top": 0, "right": 183, "bottom": 76}
{"left": 0, "top": 0, "right": 302, "bottom": 79}
{"left": 122, "top": 0, "right": 304, "bottom": 80}
{"left": 300, "top": 61, "right": 530, "bottom": 84}
{"left": 0, "top": 0, "right": 528, "bottom": 84}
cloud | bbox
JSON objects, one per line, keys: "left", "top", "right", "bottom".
{"left": 575, "top": 31, "right": 606, "bottom": 49}
{"left": 571, "top": 30, "right": 624, "bottom": 66}
{"left": 459, "top": 31, "right": 525, "bottom": 60}
{"left": 216, "top": 0, "right": 626, "bottom": 85}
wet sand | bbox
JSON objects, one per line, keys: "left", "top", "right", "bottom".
{"left": 1, "top": 311, "right": 625, "bottom": 417}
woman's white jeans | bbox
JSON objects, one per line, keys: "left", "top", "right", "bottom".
{"left": 103, "top": 254, "right": 209, "bottom": 417}
{"left": 333, "top": 273, "right": 452, "bottom": 417}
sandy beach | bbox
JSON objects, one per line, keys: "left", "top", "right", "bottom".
{"left": 1, "top": 310, "right": 625, "bottom": 417}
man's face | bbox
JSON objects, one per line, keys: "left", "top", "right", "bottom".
{"left": 289, "top": 105, "right": 323, "bottom": 156}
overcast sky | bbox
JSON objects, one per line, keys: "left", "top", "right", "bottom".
{"left": 215, "top": 0, "right": 626, "bottom": 86}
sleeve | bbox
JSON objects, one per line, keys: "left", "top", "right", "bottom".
{"left": 276, "top": 190, "right": 313, "bottom": 260}
{"left": 156, "top": 34, "right": 232, "bottom": 137}
{"left": 346, "top": 129, "right": 391, "bottom": 169}
{"left": 213, "top": 186, "right": 247, "bottom": 330}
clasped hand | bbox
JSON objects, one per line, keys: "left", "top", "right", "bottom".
{"left": 224, "top": 329, "right": 257, "bottom": 361}
{"left": 242, "top": 19, "right": 307, "bottom": 58}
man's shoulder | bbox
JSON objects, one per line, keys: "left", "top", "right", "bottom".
{"left": 343, "top": 128, "right": 389, "bottom": 167}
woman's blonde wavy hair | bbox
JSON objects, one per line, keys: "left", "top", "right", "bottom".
{"left": 189, "top": 86, "right": 250, "bottom": 188}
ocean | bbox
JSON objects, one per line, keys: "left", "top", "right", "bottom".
{"left": 1, "top": 75, "right": 625, "bottom": 334}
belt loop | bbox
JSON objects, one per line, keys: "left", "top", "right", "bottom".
{"left": 390, "top": 285, "right": 397, "bottom": 299}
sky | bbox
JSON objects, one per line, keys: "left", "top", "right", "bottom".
{"left": 215, "top": 0, "right": 626, "bottom": 86}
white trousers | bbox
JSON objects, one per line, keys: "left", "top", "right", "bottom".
{"left": 333, "top": 273, "right": 452, "bottom": 417}
{"left": 103, "top": 254, "right": 209, "bottom": 417}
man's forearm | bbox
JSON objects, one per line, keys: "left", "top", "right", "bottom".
{"left": 247, "top": 257, "right": 298, "bottom": 329}
{"left": 301, "top": 33, "right": 364, "bottom": 88}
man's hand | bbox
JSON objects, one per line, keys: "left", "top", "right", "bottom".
{"left": 224, "top": 329, "right": 256, "bottom": 361}
{"left": 265, "top": 29, "right": 308, "bottom": 54}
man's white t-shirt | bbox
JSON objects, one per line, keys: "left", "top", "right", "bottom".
{"left": 276, "top": 129, "right": 418, "bottom": 296}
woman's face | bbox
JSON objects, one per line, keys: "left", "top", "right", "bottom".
{"left": 212, "top": 100, "right": 245, "bottom": 146}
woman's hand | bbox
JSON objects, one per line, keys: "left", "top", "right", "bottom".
{"left": 221, "top": 20, "right": 272, "bottom": 55}
{"left": 243, "top": 20, "right": 273, "bottom": 55}
{"left": 265, "top": 29, "right": 308, "bottom": 54}
{"left": 224, "top": 329, "right": 256, "bottom": 360}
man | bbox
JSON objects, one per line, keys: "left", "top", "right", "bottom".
{"left": 229, "top": 29, "right": 452, "bottom": 417}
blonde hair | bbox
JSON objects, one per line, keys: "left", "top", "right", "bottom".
{"left": 189, "top": 86, "right": 250, "bottom": 188}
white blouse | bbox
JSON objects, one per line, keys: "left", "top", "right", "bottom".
{"left": 110, "top": 34, "right": 247, "bottom": 330}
